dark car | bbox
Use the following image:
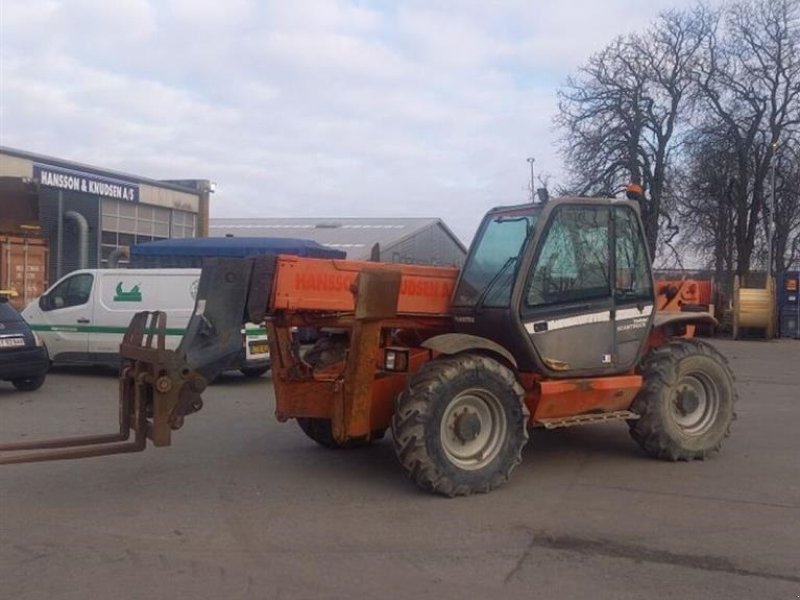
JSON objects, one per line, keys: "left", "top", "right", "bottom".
{"left": 0, "top": 294, "right": 49, "bottom": 391}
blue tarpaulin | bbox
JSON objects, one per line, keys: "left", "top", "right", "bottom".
{"left": 130, "top": 237, "right": 345, "bottom": 268}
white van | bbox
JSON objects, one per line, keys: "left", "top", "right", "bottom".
{"left": 21, "top": 269, "right": 270, "bottom": 377}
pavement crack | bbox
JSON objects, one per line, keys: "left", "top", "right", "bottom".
{"left": 507, "top": 530, "right": 800, "bottom": 584}
{"left": 577, "top": 483, "right": 799, "bottom": 509}
{"left": 504, "top": 536, "right": 538, "bottom": 584}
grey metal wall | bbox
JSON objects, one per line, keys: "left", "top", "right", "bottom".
{"left": 382, "top": 223, "right": 465, "bottom": 268}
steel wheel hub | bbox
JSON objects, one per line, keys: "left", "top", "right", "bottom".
{"left": 454, "top": 411, "right": 482, "bottom": 442}
{"left": 440, "top": 388, "right": 507, "bottom": 471}
{"left": 671, "top": 373, "right": 719, "bottom": 435}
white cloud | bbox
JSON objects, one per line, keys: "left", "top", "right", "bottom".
{"left": 1, "top": 0, "right": 709, "bottom": 244}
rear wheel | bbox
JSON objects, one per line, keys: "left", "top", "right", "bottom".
{"left": 392, "top": 354, "right": 529, "bottom": 497}
{"left": 296, "top": 418, "right": 383, "bottom": 449}
{"left": 629, "top": 339, "right": 736, "bottom": 461}
{"left": 11, "top": 374, "right": 46, "bottom": 392}
{"left": 240, "top": 365, "right": 270, "bottom": 378}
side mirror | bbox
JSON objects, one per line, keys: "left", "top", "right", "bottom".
{"left": 53, "top": 296, "right": 64, "bottom": 309}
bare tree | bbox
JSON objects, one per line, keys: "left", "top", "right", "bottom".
{"left": 772, "top": 138, "right": 800, "bottom": 270}
{"left": 557, "top": 9, "right": 710, "bottom": 256}
{"left": 676, "top": 128, "right": 740, "bottom": 277}
{"left": 692, "top": 0, "right": 800, "bottom": 278}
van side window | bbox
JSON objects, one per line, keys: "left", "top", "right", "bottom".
{"left": 45, "top": 274, "right": 94, "bottom": 310}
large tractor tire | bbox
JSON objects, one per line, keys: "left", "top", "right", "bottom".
{"left": 296, "top": 418, "right": 384, "bottom": 449}
{"left": 391, "top": 354, "right": 529, "bottom": 497}
{"left": 629, "top": 339, "right": 736, "bottom": 461}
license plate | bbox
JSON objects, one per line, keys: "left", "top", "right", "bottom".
{"left": 0, "top": 337, "right": 25, "bottom": 349}
{"left": 249, "top": 342, "right": 269, "bottom": 355}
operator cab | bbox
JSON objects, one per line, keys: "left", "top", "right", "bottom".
{"left": 452, "top": 197, "right": 655, "bottom": 378}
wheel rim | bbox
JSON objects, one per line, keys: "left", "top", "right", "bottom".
{"left": 670, "top": 372, "right": 720, "bottom": 435}
{"left": 440, "top": 388, "right": 507, "bottom": 471}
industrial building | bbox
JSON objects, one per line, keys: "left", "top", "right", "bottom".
{"left": 210, "top": 217, "right": 467, "bottom": 267}
{"left": 0, "top": 146, "right": 210, "bottom": 305}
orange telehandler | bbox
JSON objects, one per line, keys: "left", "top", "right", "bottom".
{"left": 0, "top": 198, "right": 736, "bottom": 496}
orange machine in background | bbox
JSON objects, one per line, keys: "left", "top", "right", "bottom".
{"left": 655, "top": 278, "right": 715, "bottom": 337}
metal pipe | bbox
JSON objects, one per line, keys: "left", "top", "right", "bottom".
{"left": 107, "top": 246, "right": 129, "bottom": 268}
{"left": 64, "top": 210, "right": 89, "bottom": 270}
{"left": 527, "top": 157, "right": 536, "bottom": 203}
{"left": 56, "top": 191, "right": 63, "bottom": 279}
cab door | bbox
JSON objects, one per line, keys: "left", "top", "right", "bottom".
{"left": 519, "top": 204, "right": 617, "bottom": 376}
{"left": 612, "top": 205, "right": 655, "bottom": 370}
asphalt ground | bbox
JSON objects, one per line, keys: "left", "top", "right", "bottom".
{"left": 1, "top": 338, "right": 798, "bottom": 600}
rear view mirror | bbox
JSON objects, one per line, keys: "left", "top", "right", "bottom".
{"left": 53, "top": 297, "right": 64, "bottom": 309}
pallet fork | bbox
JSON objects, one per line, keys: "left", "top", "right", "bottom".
{"left": 0, "top": 258, "right": 267, "bottom": 465}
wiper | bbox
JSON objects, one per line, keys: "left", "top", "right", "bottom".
{"left": 475, "top": 256, "right": 517, "bottom": 309}
{"left": 615, "top": 288, "right": 645, "bottom": 301}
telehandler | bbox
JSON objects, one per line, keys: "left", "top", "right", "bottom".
{"left": 0, "top": 197, "right": 736, "bottom": 497}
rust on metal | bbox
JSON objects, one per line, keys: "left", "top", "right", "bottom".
{"left": 336, "top": 270, "right": 401, "bottom": 440}
{"left": 542, "top": 357, "right": 571, "bottom": 371}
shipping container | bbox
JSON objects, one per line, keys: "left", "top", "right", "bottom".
{"left": 0, "top": 235, "right": 49, "bottom": 310}
{"left": 778, "top": 271, "right": 799, "bottom": 307}
{"left": 777, "top": 272, "right": 799, "bottom": 339}
{"left": 779, "top": 310, "right": 800, "bottom": 339}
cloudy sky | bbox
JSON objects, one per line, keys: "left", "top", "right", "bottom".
{"left": 2, "top": 0, "right": 703, "bottom": 244}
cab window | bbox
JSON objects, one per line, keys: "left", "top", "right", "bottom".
{"left": 43, "top": 273, "right": 94, "bottom": 310}
{"left": 526, "top": 206, "right": 611, "bottom": 307}
{"left": 614, "top": 206, "right": 653, "bottom": 302}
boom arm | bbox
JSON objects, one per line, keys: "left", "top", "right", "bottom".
{"left": 0, "top": 255, "right": 460, "bottom": 463}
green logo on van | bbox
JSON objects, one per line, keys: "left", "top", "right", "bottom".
{"left": 114, "top": 282, "right": 142, "bottom": 302}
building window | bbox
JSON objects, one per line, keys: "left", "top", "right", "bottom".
{"left": 100, "top": 199, "right": 174, "bottom": 267}
{"left": 171, "top": 210, "right": 196, "bottom": 238}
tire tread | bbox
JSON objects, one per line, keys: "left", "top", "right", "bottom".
{"left": 391, "top": 354, "right": 529, "bottom": 497}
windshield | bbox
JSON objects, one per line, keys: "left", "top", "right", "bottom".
{"left": 454, "top": 212, "right": 539, "bottom": 307}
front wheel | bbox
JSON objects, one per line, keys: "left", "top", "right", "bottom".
{"left": 392, "top": 353, "right": 529, "bottom": 497}
{"left": 11, "top": 374, "right": 46, "bottom": 392}
{"left": 629, "top": 339, "right": 736, "bottom": 461}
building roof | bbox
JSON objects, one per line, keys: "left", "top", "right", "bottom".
{"left": 0, "top": 145, "right": 204, "bottom": 195}
{"left": 209, "top": 217, "right": 467, "bottom": 259}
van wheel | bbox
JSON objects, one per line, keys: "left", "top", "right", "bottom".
{"left": 12, "top": 374, "right": 46, "bottom": 392}
{"left": 240, "top": 366, "right": 270, "bottom": 378}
